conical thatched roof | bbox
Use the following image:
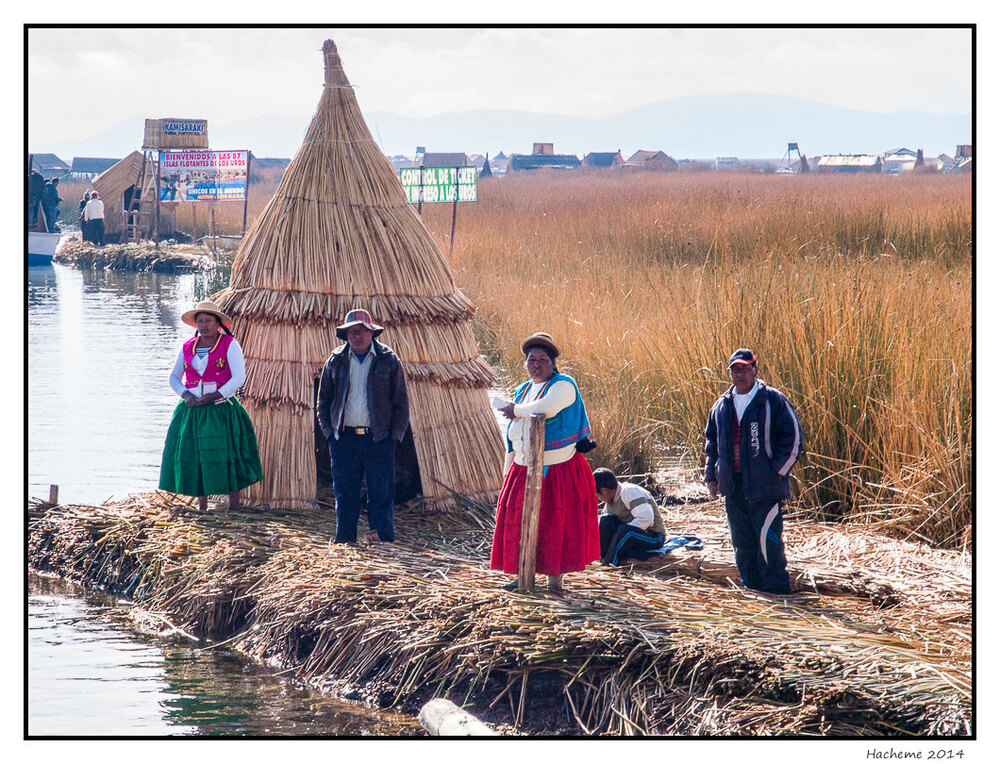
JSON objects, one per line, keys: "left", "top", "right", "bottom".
{"left": 215, "top": 40, "right": 504, "bottom": 509}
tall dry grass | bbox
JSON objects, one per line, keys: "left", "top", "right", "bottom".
{"left": 419, "top": 171, "right": 971, "bottom": 548}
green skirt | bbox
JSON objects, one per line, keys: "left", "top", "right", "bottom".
{"left": 158, "top": 397, "right": 263, "bottom": 497}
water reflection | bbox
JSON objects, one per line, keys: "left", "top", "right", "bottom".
{"left": 29, "top": 574, "right": 422, "bottom": 736}
{"left": 27, "top": 265, "right": 219, "bottom": 504}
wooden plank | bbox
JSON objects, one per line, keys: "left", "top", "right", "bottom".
{"left": 48, "top": 485, "right": 58, "bottom": 504}
{"left": 516, "top": 413, "right": 546, "bottom": 591}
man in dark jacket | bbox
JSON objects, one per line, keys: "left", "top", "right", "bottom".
{"left": 704, "top": 348, "right": 802, "bottom": 594}
{"left": 317, "top": 309, "right": 410, "bottom": 544}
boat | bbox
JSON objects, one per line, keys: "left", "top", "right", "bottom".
{"left": 28, "top": 230, "right": 63, "bottom": 265}
{"left": 27, "top": 153, "right": 64, "bottom": 265}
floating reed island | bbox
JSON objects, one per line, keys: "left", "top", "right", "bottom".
{"left": 28, "top": 484, "right": 970, "bottom": 736}
{"left": 54, "top": 238, "right": 220, "bottom": 273}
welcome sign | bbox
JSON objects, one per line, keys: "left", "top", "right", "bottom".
{"left": 158, "top": 150, "right": 249, "bottom": 201}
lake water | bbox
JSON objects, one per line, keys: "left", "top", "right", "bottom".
{"left": 26, "top": 263, "right": 422, "bottom": 736}
{"left": 28, "top": 573, "right": 421, "bottom": 736}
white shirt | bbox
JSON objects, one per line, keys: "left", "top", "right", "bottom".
{"left": 504, "top": 378, "right": 578, "bottom": 472}
{"left": 342, "top": 349, "right": 374, "bottom": 428}
{"left": 615, "top": 483, "right": 656, "bottom": 530}
{"left": 733, "top": 380, "right": 759, "bottom": 422}
{"left": 83, "top": 198, "right": 104, "bottom": 221}
{"left": 169, "top": 337, "right": 246, "bottom": 400}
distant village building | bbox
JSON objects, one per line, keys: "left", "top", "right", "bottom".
{"left": 943, "top": 144, "right": 973, "bottom": 174}
{"left": 508, "top": 144, "right": 580, "bottom": 172}
{"left": 31, "top": 153, "right": 71, "bottom": 178}
{"left": 507, "top": 153, "right": 582, "bottom": 172}
{"left": 69, "top": 157, "right": 120, "bottom": 180}
{"left": 625, "top": 150, "right": 678, "bottom": 172}
{"left": 490, "top": 151, "right": 509, "bottom": 175}
{"left": 881, "top": 147, "right": 922, "bottom": 175}
{"left": 583, "top": 151, "right": 625, "bottom": 169}
{"left": 249, "top": 155, "right": 291, "bottom": 171}
{"left": 816, "top": 154, "right": 883, "bottom": 174}
{"left": 420, "top": 152, "right": 471, "bottom": 168}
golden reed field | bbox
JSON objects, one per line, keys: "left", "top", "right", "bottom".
{"left": 421, "top": 171, "right": 972, "bottom": 550}
{"left": 68, "top": 168, "right": 971, "bottom": 548}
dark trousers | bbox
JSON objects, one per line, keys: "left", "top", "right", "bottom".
{"left": 599, "top": 514, "right": 664, "bottom": 565}
{"left": 724, "top": 474, "right": 790, "bottom": 594}
{"left": 329, "top": 431, "right": 397, "bottom": 542}
{"left": 42, "top": 205, "right": 59, "bottom": 231}
{"left": 90, "top": 218, "right": 104, "bottom": 246}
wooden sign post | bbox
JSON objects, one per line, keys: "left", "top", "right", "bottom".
{"left": 516, "top": 413, "right": 547, "bottom": 591}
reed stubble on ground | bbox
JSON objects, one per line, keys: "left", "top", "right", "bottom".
{"left": 420, "top": 171, "right": 971, "bottom": 548}
{"left": 27, "top": 491, "right": 970, "bottom": 736}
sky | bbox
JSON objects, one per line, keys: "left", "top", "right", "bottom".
{"left": 26, "top": 25, "right": 972, "bottom": 154}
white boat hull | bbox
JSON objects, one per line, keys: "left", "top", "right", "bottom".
{"left": 28, "top": 231, "right": 62, "bottom": 264}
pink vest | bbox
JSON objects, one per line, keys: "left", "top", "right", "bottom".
{"left": 182, "top": 333, "right": 234, "bottom": 389}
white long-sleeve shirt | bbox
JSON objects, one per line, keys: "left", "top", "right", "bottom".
{"left": 168, "top": 338, "right": 246, "bottom": 400}
{"left": 504, "top": 379, "right": 578, "bottom": 473}
{"left": 83, "top": 198, "right": 104, "bottom": 221}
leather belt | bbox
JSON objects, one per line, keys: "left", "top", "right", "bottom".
{"left": 341, "top": 426, "right": 371, "bottom": 435}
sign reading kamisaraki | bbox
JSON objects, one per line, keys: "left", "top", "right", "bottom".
{"left": 158, "top": 150, "right": 248, "bottom": 202}
{"left": 399, "top": 166, "right": 477, "bottom": 204}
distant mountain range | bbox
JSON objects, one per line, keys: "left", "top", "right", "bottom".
{"left": 34, "top": 93, "right": 971, "bottom": 162}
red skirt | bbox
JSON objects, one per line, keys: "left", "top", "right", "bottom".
{"left": 490, "top": 451, "right": 600, "bottom": 576}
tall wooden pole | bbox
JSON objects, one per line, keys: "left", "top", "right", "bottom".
{"left": 417, "top": 164, "right": 424, "bottom": 217}
{"left": 154, "top": 152, "right": 161, "bottom": 249}
{"left": 192, "top": 203, "right": 199, "bottom": 245}
{"left": 449, "top": 166, "right": 458, "bottom": 255}
{"left": 517, "top": 413, "right": 547, "bottom": 591}
{"left": 242, "top": 151, "right": 252, "bottom": 237}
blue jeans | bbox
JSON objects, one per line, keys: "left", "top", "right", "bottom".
{"left": 329, "top": 431, "right": 397, "bottom": 542}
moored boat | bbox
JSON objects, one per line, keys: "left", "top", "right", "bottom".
{"left": 28, "top": 230, "right": 62, "bottom": 265}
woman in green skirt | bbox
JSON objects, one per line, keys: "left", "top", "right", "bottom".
{"left": 159, "top": 300, "right": 263, "bottom": 511}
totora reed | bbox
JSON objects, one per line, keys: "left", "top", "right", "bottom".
{"left": 29, "top": 488, "right": 970, "bottom": 736}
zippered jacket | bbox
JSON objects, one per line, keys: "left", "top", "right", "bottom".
{"left": 316, "top": 339, "right": 410, "bottom": 443}
{"left": 704, "top": 382, "right": 803, "bottom": 501}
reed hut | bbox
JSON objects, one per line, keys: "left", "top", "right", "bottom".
{"left": 91, "top": 151, "right": 175, "bottom": 240}
{"left": 214, "top": 40, "right": 505, "bottom": 510}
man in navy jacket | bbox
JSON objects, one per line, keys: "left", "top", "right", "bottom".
{"left": 704, "top": 349, "right": 802, "bottom": 594}
{"left": 317, "top": 309, "right": 410, "bottom": 544}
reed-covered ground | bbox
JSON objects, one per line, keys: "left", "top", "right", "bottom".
{"left": 28, "top": 489, "right": 971, "bottom": 736}
{"left": 416, "top": 171, "right": 972, "bottom": 549}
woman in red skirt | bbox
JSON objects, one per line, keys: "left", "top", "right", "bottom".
{"left": 491, "top": 332, "right": 600, "bottom": 592}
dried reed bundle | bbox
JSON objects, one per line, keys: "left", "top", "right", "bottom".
{"left": 55, "top": 240, "right": 207, "bottom": 273}
{"left": 213, "top": 39, "right": 503, "bottom": 508}
{"left": 29, "top": 492, "right": 970, "bottom": 735}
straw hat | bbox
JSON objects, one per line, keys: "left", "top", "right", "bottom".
{"left": 336, "top": 308, "right": 384, "bottom": 340}
{"left": 181, "top": 300, "right": 232, "bottom": 328}
{"left": 520, "top": 332, "right": 561, "bottom": 358}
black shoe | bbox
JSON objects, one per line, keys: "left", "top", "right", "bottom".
{"left": 500, "top": 579, "right": 519, "bottom": 591}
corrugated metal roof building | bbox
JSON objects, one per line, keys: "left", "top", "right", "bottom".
{"left": 69, "top": 157, "right": 120, "bottom": 179}
{"left": 816, "top": 154, "right": 883, "bottom": 173}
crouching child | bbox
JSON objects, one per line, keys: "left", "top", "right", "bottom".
{"left": 594, "top": 468, "right": 666, "bottom": 566}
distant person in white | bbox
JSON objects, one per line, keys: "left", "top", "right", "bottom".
{"left": 83, "top": 191, "right": 105, "bottom": 247}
